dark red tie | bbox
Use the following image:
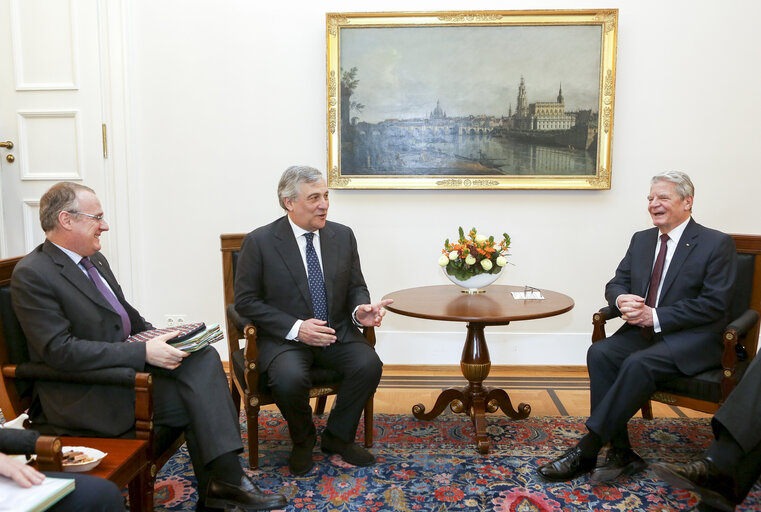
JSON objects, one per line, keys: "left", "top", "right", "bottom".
{"left": 81, "top": 257, "right": 132, "bottom": 338}
{"left": 645, "top": 234, "right": 670, "bottom": 307}
{"left": 642, "top": 233, "right": 669, "bottom": 339}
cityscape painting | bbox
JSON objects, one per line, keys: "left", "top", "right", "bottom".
{"left": 326, "top": 10, "right": 618, "bottom": 189}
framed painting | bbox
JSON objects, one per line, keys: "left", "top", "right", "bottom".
{"left": 326, "top": 9, "right": 618, "bottom": 190}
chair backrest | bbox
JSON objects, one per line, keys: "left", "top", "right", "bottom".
{"left": 0, "top": 256, "right": 32, "bottom": 420}
{"left": 731, "top": 234, "right": 761, "bottom": 360}
{"left": 220, "top": 234, "right": 246, "bottom": 360}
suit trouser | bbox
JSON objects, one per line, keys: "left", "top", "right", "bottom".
{"left": 149, "top": 346, "right": 243, "bottom": 497}
{"left": 48, "top": 471, "right": 126, "bottom": 512}
{"left": 585, "top": 330, "right": 686, "bottom": 445}
{"left": 267, "top": 341, "right": 383, "bottom": 444}
{"left": 707, "top": 355, "right": 761, "bottom": 501}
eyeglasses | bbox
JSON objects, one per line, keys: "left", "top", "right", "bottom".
{"left": 68, "top": 210, "right": 105, "bottom": 222}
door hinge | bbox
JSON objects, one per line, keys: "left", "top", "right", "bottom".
{"left": 102, "top": 124, "right": 108, "bottom": 159}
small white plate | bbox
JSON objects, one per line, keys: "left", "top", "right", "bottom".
{"left": 62, "top": 446, "right": 106, "bottom": 472}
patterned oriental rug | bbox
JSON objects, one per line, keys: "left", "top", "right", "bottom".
{"left": 150, "top": 411, "right": 761, "bottom": 512}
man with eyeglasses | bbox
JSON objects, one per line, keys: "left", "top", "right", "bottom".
{"left": 11, "top": 182, "right": 286, "bottom": 511}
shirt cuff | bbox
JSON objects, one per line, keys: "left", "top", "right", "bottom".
{"left": 652, "top": 309, "right": 661, "bottom": 333}
{"left": 351, "top": 306, "right": 363, "bottom": 328}
{"left": 286, "top": 320, "right": 303, "bottom": 341}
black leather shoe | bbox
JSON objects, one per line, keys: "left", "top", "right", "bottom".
{"left": 321, "top": 429, "right": 375, "bottom": 466}
{"left": 289, "top": 434, "right": 316, "bottom": 475}
{"left": 536, "top": 446, "right": 596, "bottom": 481}
{"left": 206, "top": 475, "right": 287, "bottom": 511}
{"left": 651, "top": 458, "right": 738, "bottom": 512}
{"left": 590, "top": 447, "right": 647, "bottom": 482}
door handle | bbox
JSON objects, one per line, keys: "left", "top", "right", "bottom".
{"left": 0, "top": 141, "right": 13, "bottom": 149}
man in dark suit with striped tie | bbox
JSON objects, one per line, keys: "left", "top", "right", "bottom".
{"left": 537, "top": 171, "right": 737, "bottom": 483}
{"left": 234, "top": 166, "right": 391, "bottom": 476}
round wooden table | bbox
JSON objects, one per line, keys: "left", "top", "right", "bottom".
{"left": 382, "top": 284, "right": 574, "bottom": 454}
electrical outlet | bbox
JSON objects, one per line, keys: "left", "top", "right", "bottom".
{"left": 164, "top": 314, "right": 187, "bottom": 328}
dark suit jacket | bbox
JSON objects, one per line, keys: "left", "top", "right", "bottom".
{"left": 605, "top": 218, "right": 737, "bottom": 375}
{"left": 11, "top": 240, "right": 150, "bottom": 436}
{"left": 234, "top": 216, "right": 371, "bottom": 372}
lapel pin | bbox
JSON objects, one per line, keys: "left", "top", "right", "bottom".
{"left": 685, "top": 243, "right": 691, "bottom": 247}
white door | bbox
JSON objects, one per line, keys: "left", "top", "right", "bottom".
{"left": 0, "top": 0, "right": 108, "bottom": 258}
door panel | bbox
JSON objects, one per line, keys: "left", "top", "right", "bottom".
{"left": 0, "top": 0, "right": 106, "bottom": 257}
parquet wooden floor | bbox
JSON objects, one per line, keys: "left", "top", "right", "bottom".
{"left": 259, "top": 365, "right": 712, "bottom": 419}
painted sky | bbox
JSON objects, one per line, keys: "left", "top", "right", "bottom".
{"left": 340, "top": 25, "right": 602, "bottom": 123}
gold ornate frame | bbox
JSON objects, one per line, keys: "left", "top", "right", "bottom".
{"left": 326, "top": 9, "right": 617, "bottom": 190}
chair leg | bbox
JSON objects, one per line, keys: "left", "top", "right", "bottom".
{"left": 641, "top": 400, "right": 654, "bottom": 420}
{"left": 127, "top": 468, "right": 152, "bottom": 512}
{"left": 248, "top": 404, "right": 261, "bottom": 469}
{"left": 364, "top": 395, "right": 374, "bottom": 448}
{"left": 314, "top": 395, "right": 328, "bottom": 415}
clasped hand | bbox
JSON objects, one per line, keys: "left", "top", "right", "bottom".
{"left": 617, "top": 294, "right": 654, "bottom": 327}
{"left": 145, "top": 331, "right": 188, "bottom": 369}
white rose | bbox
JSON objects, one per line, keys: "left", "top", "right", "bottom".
{"left": 475, "top": 234, "right": 488, "bottom": 243}
{"left": 465, "top": 255, "right": 476, "bottom": 265}
{"left": 496, "top": 256, "right": 507, "bottom": 267}
{"left": 438, "top": 255, "right": 450, "bottom": 267}
{"left": 449, "top": 250, "right": 459, "bottom": 261}
{"left": 480, "top": 259, "right": 493, "bottom": 271}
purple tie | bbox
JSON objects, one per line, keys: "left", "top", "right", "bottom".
{"left": 81, "top": 257, "right": 132, "bottom": 338}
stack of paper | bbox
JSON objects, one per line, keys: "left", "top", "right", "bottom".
{"left": 170, "top": 324, "right": 223, "bottom": 352}
{"left": 127, "top": 322, "right": 223, "bottom": 352}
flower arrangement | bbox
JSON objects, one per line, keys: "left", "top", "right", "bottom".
{"left": 438, "top": 227, "right": 511, "bottom": 281}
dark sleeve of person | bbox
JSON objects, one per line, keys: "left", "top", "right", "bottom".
{"left": 657, "top": 233, "right": 737, "bottom": 333}
{"left": 0, "top": 428, "right": 39, "bottom": 455}
{"left": 345, "top": 227, "right": 371, "bottom": 314}
{"left": 604, "top": 232, "right": 637, "bottom": 313}
{"left": 11, "top": 264, "right": 146, "bottom": 372}
{"left": 234, "top": 231, "right": 301, "bottom": 338}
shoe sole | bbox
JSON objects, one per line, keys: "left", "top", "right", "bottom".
{"left": 205, "top": 498, "right": 287, "bottom": 511}
{"left": 288, "top": 461, "right": 314, "bottom": 476}
{"left": 321, "top": 447, "right": 375, "bottom": 466}
{"left": 535, "top": 465, "right": 594, "bottom": 482}
{"left": 590, "top": 458, "right": 648, "bottom": 482}
{"left": 650, "top": 464, "right": 735, "bottom": 512}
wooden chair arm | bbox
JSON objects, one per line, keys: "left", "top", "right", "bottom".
{"left": 2, "top": 362, "right": 153, "bottom": 446}
{"left": 34, "top": 436, "right": 63, "bottom": 471}
{"left": 719, "top": 310, "right": 761, "bottom": 399}
{"left": 592, "top": 306, "right": 619, "bottom": 342}
{"left": 243, "top": 324, "right": 261, "bottom": 396}
{"left": 362, "top": 326, "right": 376, "bottom": 348}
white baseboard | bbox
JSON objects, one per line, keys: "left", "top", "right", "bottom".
{"left": 374, "top": 331, "right": 590, "bottom": 366}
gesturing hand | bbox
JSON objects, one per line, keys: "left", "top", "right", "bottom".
{"left": 355, "top": 299, "right": 394, "bottom": 327}
{"left": 297, "top": 319, "right": 337, "bottom": 347}
{"left": 145, "top": 331, "right": 189, "bottom": 369}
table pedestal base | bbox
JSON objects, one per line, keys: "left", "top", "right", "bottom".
{"left": 411, "top": 322, "right": 531, "bottom": 454}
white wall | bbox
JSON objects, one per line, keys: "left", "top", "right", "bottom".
{"left": 120, "top": 0, "right": 761, "bottom": 365}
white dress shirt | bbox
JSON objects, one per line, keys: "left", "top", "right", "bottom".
{"left": 617, "top": 217, "right": 691, "bottom": 333}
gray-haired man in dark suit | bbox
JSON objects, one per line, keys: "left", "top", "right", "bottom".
{"left": 234, "top": 165, "right": 391, "bottom": 476}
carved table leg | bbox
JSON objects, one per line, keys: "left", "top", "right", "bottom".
{"left": 485, "top": 387, "right": 531, "bottom": 419}
{"left": 413, "top": 322, "right": 532, "bottom": 453}
{"left": 413, "top": 387, "right": 466, "bottom": 420}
